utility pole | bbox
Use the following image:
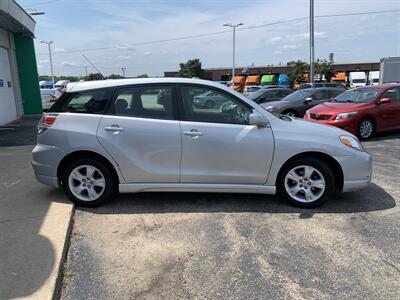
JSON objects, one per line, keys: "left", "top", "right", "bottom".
{"left": 309, "top": 0, "right": 315, "bottom": 84}
{"left": 40, "top": 41, "right": 54, "bottom": 88}
{"left": 82, "top": 54, "right": 105, "bottom": 79}
{"left": 121, "top": 67, "right": 127, "bottom": 78}
{"left": 84, "top": 66, "right": 88, "bottom": 77}
{"left": 223, "top": 22, "right": 243, "bottom": 80}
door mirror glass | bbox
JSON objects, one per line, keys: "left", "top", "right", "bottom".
{"left": 378, "top": 97, "right": 391, "bottom": 104}
{"left": 303, "top": 97, "right": 313, "bottom": 103}
{"left": 249, "top": 112, "right": 269, "bottom": 127}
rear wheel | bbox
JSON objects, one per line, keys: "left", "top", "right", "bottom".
{"left": 277, "top": 158, "right": 334, "bottom": 208}
{"left": 62, "top": 158, "right": 115, "bottom": 207}
{"left": 358, "top": 118, "right": 374, "bottom": 140}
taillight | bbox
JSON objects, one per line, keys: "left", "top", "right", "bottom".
{"left": 38, "top": 113, "right": 58, "bottom": 134}
{"left": 50, "top": 95, "right": 57, "bottom": 102}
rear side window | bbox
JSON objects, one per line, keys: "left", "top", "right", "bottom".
{"left": 50, "top": 89, "right": 109, "bottom": 114}
{"left": 382, "top": 88, "right": 400, "bottom": 101}
{"left": 329, "top": 90, "right": 343, "bottom": 98}
{"left": 110, "top": 85, "right": 175, "bottom": 120}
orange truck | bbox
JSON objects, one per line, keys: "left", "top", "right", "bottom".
{"left": 231, "top": 75, "right": 246, "bottom": 92}
{"left": 331, "top": 72, "right": 346, "bottom": 84}
{"left": 244, "top": 75, "right": 260, "bottom": 94}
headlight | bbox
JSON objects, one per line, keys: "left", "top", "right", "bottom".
{"left": 335, "top": 111, "right": 357, "bottom": 120}
{"left": 340, "top": 135, "right": 365, "bottom": 151}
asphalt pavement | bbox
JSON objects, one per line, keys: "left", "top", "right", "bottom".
{"left": 61, "top": 131, "right": 400, "bottom": 300}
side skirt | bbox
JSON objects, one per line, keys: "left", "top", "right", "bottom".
{"left": 119, "top": 183, "right": 276, "bottom": 194}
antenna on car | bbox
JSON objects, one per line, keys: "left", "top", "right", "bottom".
{"left": 82, "top": 53, "right": 105, "bottom": 79}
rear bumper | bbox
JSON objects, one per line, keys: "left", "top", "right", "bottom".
{"left": 32, "top": 144, "right": 64, "bottom": 187}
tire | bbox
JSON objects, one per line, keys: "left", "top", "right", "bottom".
{"left": 205, "top": 100, "right": 214, "bottom": 108}
{"left": 358, "top": 118, "right": 375, "bottom": 140}
{"left": 282, "top": 110, "right": 298, "bottom": 118}
{"left": 62, "top": 158, "right": 116, "bottom": 207}
{"left": 277, "top": 158, "right": 335, "bottom": 208}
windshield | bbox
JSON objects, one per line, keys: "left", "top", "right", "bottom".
{"left": 248, "top": 89, "right": 266, "bottom": 100}
{"left": 282, "top": 89, "right": 311, "bottom": 102}
{"left": 334, "top": 88, "right": 382, "bottom": 103}
{"left": 352, "top": 79, "right": 366, "bottom": 83}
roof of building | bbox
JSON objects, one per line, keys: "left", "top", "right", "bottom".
{"left": 0, "top": 0, "right": 35, "bottom": 35}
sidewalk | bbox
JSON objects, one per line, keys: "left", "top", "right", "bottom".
{"left": 0, "top": 119, "right": 74, "bottom": 300}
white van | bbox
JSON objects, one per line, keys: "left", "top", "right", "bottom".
{"left": 369, "top": 71, "right": 380, "bottom": 85}
{"left": 349, "top": 72, "right": 366, "bottom": 88}
{"left": 54, "top": 80, "right": 70, "bottom": 92}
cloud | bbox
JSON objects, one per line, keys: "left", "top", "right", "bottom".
{"left": 282, "top": 45, "right": 298, "bottom": 50}
{"left": 267, "top": 36, "right": 283, "bottom": 43}
{"left": 144, "top": 51, "right": 152, "bottom": 56}
{"left": 61, "top": 61, "right": 84, "bottom": 67}
{"left": 118, "top": 55, "right": 132, "bottom": 60}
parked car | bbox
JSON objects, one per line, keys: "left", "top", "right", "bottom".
{"left": 32, "top": 78, "right": 372, "bottom": 208}
{"left": 304, "top": 84, "right": 400, "bottom": 139}
{"left": 299, "top": 82, "right": 347, "bottom": 90}
{"left": 40, "top": 88, "right": 62, "bottom": 110}
{"left": 193, "top": 90, "right": 227, "bottom": 108}
{"left": 261, "top": 88, "right": 344, "bottom": 117}
{"left": 247, "top": 88, "right": 293, "bottom": 104}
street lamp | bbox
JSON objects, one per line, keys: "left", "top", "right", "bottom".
{"left": 309, "top": 0, "right": 315, "bottom": 84}
{"left": 223, "top": 22, "right": 243, "bottom": 80}
{"left": 121, "top": 67, "right": 127, "bottom": 78}
{"left": 40, "top": 40, "right": 55, "bottom": 88}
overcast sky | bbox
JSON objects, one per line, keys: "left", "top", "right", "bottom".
{"left": 18, "top": 0, "right": 400, "bottom": 77}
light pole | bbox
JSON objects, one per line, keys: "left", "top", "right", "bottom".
{"left": 223, "top": 22, "right": 243, "bottom": 80}
{"left": 40, "top": 40, "right": 55, "bottom": 88}
{"left": 309, "top": 0, "right": 315, "bottom": 84}
{"left": 121, "top": 67, "right": 127, "bottom": 78}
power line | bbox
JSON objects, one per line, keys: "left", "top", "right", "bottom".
{"left": 36, "top": 8, "right": 400, "bottom": 56}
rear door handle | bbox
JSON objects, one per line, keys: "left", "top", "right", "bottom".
{"left": 104, "top": 125, "right": 124, "bottom": 133}
{"left": 184, "top": 130, "right": 203, "bottom": 138}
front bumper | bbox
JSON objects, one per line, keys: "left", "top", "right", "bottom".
{"left": 305, "top": 116, "right": 358, "bottom": 135}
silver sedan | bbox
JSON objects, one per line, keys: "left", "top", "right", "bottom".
{"left": 32, "top": 78, "right": 372, "bottom": 208}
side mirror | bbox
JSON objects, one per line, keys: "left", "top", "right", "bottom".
{"left": 378, "top": 97, "right": 391, "bottom": 104}
{"left": 249, "top": 112, "right": 269, "bottom": 127}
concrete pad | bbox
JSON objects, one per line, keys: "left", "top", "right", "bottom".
{"left": 0, "top": 146, "right": 73, "bottom": 300}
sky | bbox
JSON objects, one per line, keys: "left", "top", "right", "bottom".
{"left": 17, "top": 0, "right": 400, "bottom": 77}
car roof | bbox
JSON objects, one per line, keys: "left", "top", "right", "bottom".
{"left": 358, "top": 83, "right": 400, "bottom": 89}
{"left": 67, "top": 78, "right": 227, "bottom": 93}
{"left": 299, "top": 87, "right": 344, "bottom": 91}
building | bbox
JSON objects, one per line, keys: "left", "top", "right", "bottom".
{"left": 0, "top": 0, "right": 41, "bottom": 125}
{"left": 165, "top": 62, "right": 380, "bottom": 82}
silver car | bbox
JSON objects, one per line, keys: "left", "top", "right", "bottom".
{"left": 32, "top": 78, "right": 372, "bottom": 208}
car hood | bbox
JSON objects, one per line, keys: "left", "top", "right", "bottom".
{"left": 309, "top": 101, "right": 370, "bottom": 114}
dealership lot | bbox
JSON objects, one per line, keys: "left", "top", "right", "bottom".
{"left": 61, "top": 130, "right": 400, "bottom": 300}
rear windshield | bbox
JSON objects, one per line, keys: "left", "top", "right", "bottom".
{"left": 49, "top": 88, "right": 109, "bottom": 113}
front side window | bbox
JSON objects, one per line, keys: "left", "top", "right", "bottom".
{"left": 266, "top": 90, "right": 281, "bottom": 99}
{"left": 180, "top": 85, "right": 252, "bottom": 125}
{"left": 312, "top": 90, "right": 329, "bottom": 100}
{"left": 51, "top": 89, "right": 108, "bottom": 113}
{"left": 111, "top": 85, "right": 174, "bottom": 120}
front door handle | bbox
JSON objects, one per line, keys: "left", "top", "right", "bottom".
{"left": 184, "top": 130, "right": 203, "bottom": 138}
{"left": 104, "top": 125, "right": 124, "bottom": 134}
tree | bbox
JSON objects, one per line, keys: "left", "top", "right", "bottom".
{"left": 136, "top": 74, "right": 149, "bottom": 78}
{"left": 107, "top": 74, "right": 124, "bottom": 79}
{"left": 84, "top": 73, "right": 104, "bottom": 81}
{"left": 287, "top": 60, "right": 309, "bottom": 87}
{"left": 314, "top": 59, "right": 335, "bottom": 82}
{"left": 177, "top": 58, "right": 204, "bottom": 78}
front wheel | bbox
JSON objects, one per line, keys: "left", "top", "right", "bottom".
{"left": 358, "top": 118, "right": 374, "bottom": 140}
{"left": 277, "top": 158, "right": 334, "bottom": 208}
{"left": 62, "top": 158, "right": 115, "bottom": 207}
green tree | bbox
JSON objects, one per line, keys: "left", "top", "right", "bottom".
{"left": 107, "top": 74, "right": 124, "bottom": 79}
{"left": 287, "top": 60, "right": 309, "bottom": 87}
{"left": 314, "top": 59, "right": 335, "bottom": 82}
{"left": 84, "top": 73, "right": 104, "bottom": 81}
{"left": 136, "top": 74, "right": 149, "bottom": 78}
{"left": 177, "top": 58, "right": 204, "bottom": 78}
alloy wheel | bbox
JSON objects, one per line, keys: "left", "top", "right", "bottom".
{"left": 68, "top": 165, "right": 106, "bottom": 202}
{"left": 284, "top": 165, "right": 326, "bottom": 203}
{"left": 359, "top": 120, "right": 373, "bottom": 139}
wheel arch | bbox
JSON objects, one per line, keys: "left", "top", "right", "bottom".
{"left": 57, "top": 150, "right": 121, "bottom": 186}
{"left": 276, "top": 151, "right": 344, "bottom": 191}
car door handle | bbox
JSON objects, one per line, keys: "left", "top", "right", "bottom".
{"left": 104, "top": 125, "right": 124, "bottom": 133}
{"left": 184, "top": 130, "right": 203, "bottom": 137}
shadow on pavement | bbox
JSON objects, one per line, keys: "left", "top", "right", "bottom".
{"left": 0, "top": 116, "right": 40, "bottom": 146}
{"left": 78, "top": 183, "right": 395, "bottom": 217}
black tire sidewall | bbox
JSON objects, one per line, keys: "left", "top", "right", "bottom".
{"left": 358, "top": 118, "right": 374, "bottom": 140}
{"left": 277, "top": 158, "right": 335, "bottom": 208}
{"left": 62, "top": 158, "right": 115, "bottom": 207}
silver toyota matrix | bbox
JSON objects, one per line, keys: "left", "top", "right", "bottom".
{"left": 32, "top": 78, "right": 372, "bottom": 208}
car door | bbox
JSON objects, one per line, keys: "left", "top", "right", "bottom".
{"left": 178, "top": 84, "right": 274, "bottom": 184}
{"left": 376, "top": 87, "right": 400, "bottom": 130}
{"left": 97, "top": 84, "right": 181, "bottom": 183}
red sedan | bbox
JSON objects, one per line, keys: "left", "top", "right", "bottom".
{"left": 304, "top": 84, "right": 400, "bottom": 139}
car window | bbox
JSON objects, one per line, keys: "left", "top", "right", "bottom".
{"left": 281, "top": 90, "right": 292, "bottom": 97}
{"left": 51, "top": 89, "right": 108, "bottom": 113}
{"left": 381, "top": 88, "right": 400, "bottom": 101}
{"left": 180, "top": 85, "right": 252, "bottom": 125}
{"left": 267, "top": 90, "right": 281, "bottom": 99}
{"left": 111, "top": 85, "right": 174, "bottom": 120}
{"left": 312, "top": 90, "right": 329, "bottom": 100}
{"left": 329, "top": 90, "right": 343, "bottom": 98}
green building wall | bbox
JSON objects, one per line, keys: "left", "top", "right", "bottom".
{"left": 13, "top": 33, "right": 42, "bottom": 114}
